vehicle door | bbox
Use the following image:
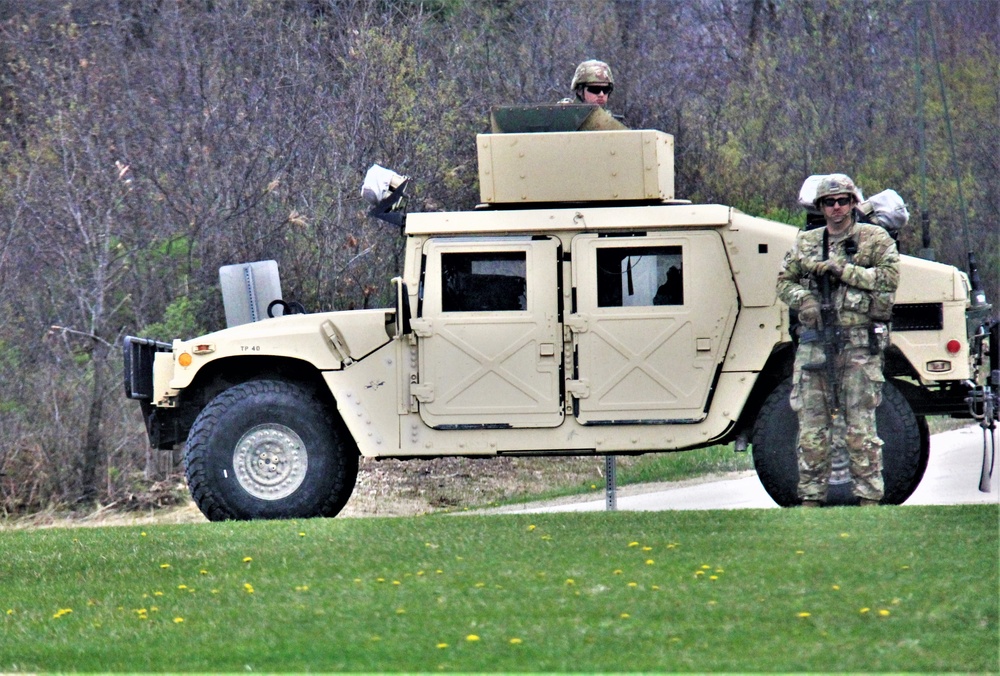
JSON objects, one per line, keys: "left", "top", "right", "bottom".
{"left": 569, "top": 232, "right": 737, "bottom": 424}
{"left": 413, "top": 236, "right": 563, "bottom": 429}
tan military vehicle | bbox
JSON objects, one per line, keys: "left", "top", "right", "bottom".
{"left": 124, "top": 106, "right": 998, "bottom": 520}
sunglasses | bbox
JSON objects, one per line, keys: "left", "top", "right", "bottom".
{"left": 585, "top": 85, "right": 613, "bottom": 95}
{"left": 821, "top": 196, "right": 852, "bottom": 207}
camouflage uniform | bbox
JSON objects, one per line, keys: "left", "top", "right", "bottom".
{"left": 776, "top": 215, "right": 900, "bottom": 502}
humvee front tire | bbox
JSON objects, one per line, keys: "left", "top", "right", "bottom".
{"left": 750, "top": 377, "right": 929, "bottom": 507}
{"left": 184, "top": 380, "right": 358, "bottom": 521}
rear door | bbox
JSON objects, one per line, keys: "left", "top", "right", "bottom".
{"left": 569, "top": 232, "right": 738, "bottom": 424}
{"left": 414, "top": 236, "right": 563, "bottom": 429}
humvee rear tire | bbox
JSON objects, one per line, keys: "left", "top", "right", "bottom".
{"left": 184, "top": 380, "right": 358, "bottom": 521}
{"left": 750, "top": 377, "right": 929, "bottom": 507}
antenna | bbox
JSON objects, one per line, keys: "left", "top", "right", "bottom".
{"left": 925, "top": 3, "right": 987, "bottom": 306}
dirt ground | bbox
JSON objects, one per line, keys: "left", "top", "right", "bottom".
{"left": 2, "top": 454, "right": 616, "bottom": 529}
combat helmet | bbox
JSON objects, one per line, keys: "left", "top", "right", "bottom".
{"left": 814, "top": 173, "right": 863, "bottom": 205}
{"left": 571, "top": 59, "right": 614, "bottom": 91}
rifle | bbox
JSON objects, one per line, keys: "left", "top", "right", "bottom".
{"left": 814, "top": 228, "right": 843, "bottom": 417}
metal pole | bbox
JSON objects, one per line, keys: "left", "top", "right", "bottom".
{"left": 605, "top": 455, "right": 617, "bottom": 511}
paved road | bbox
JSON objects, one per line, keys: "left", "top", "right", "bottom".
{"left": 502, "top": 425, "right": 999, "bottom": 513}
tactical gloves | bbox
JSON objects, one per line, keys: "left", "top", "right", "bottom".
{"left": 812, "top": 259, "right": 845, "bottom": 279}
{"left": 798, "top": 297, "right": 821, "bottom": 328}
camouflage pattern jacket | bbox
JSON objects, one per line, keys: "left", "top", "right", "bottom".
{"left": 776, "top": 219, "right": 900, "bottom": 328}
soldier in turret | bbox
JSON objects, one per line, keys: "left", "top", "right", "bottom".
{"left": 560, "top": 59, "right": 627, "bottom": 131}
{"left": 776, "top": 174, "right": 900, "bottom": 507}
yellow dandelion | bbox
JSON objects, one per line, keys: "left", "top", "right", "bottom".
{"left": 178, "top": 584, "right": 187, "bottom": 590}
{"left": 393, "top": 580, "right": 402, "bottom": 586}
{"left": 437, "top": 642, "right": 449, "bottom": 649}
{"left": 52, "top": 608, "right": 73, "bottom": 619}
{"left": 153, "top": 591, "right": 163, "bottom": 597}
{"left": 797, "top": 612, "right": 811, "bottom": 618}
{"left": 160, "top": 563, "right": 171, "bottom": 569}
{"left": 627, "top": 581, "right": 638, "bottom": 587}
{"left": 628, "top": 541, "right": 639, "bottom": 547}
{"left": 242, "top": 557, "right": 253, "bottom": 563}
{"left": 243, "top": 583, "right": 254, "bottom": 594}
{"left": 709, "top": 575, "right": 719, "bottom": 581}
{"left": 832, "top": 584, "right": 840, "bottom": 591}
{"left": 860, "top": 607, "right": 871, "bottom": 614}
{"left": 795, "top": 550, "right": 805, "bottom": 555}
{"left": 298, "top": 532, "right": 306, "bottom": 537}
{"left": 642, "top": 546, "right": 652, "bottom": 551}
{"left": 839, "top": 533, "right": 850, "bottom": 538}
{"left": 651, "top": 585, "right": 661, "bottom": 591}
{"left": 509, "top": 638, "right": 523, "bottom": 645}
{"left": 667, "top": 543, "right": 678, "bottom": 549}
{"left": 6, "top": 609, "right": 13, "bottom": 615}
{"left": 565, "top": 579, "right": 575, "bottom": 585}
{"left": 527, "top": 524, "right": 536, "bottom": 531}
{"left": 199, "top": 569, "right": 208, "bottom": 576}
{"left": 701, "top": 564, "right": 711, "bottom": 570}
{"left": 645, "top": 559, "right": 654, "bottom": 565}
{"left": 396, "top": 608, "right": 406, "bottom": 615}
{"left": 474, "top": 582, "right": 485, "bottom": 588}
{"left": 620, "top": 613, "right": 631, "bottom": 619}
{"left": 466, "top": 634, "right": 480, "bottom": 642}
{"left": 376, "top": 577, "right": 386, "bottom": 583}
{"left": 141, "top": 532, "right": 147, "bottom": 537}
{"left": 541, "top": 535, "right": 552, "bottom": 541}
{"left": 613, "top": 569, "right": 623, "bottom": 575}
{"left": 694, "top": 570, "right": 705, "bottom": 577}
{"left": 878, "top": 609, "right": 891, "bottom": 617}
{"left": 416, "top": 571, "right": 425, "bottom": 576}
{"left": 173, "top": 617, "right": 184, "bottom": 624}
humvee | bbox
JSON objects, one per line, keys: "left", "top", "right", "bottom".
{"left": 124, "top": 105, "right": 998, "bottom": 520}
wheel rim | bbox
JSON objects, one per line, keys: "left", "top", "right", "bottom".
{"left": 233, "top": 424, "right": 308, "bottom": 500}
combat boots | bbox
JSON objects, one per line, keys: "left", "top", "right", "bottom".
{"left": 800, "top": 500, "right": 822, "bottom": 508}
{"left": 859, "top": 498, "right": 881, "bottom": 507}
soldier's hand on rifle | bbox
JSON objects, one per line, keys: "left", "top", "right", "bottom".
{"left": 813, "top": 259, "right": 845, "bottom": 279}
{"left": 798, "top": 297, "right": 821, "bottom": 328}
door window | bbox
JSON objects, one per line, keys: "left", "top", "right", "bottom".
{"left": 596, "top": 245, "right": 683, "bottom": 307}
{"left": 441, "top": 252, "right": 527, "bottom": 312}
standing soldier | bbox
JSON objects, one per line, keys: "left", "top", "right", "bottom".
{"left": 776, "top": 174, "right": 901, "bottom": 507}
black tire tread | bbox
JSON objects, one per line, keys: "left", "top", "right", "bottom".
{"left": 184, "top": 379, "right": 358, "bottom": 521}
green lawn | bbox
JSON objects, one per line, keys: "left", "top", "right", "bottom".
{"left": 1, "top": 505, "right": 997, "bottom": 672}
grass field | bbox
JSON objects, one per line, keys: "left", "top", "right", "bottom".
{"left": 1, "top": 505, "right": 997, "bottom": 672}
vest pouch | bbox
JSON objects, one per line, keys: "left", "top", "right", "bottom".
{"left": 869, "top": 291, "right": 895, "bottom": 321}
{"left": 841, "top": 287, "right": 871, "bottom": 315}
